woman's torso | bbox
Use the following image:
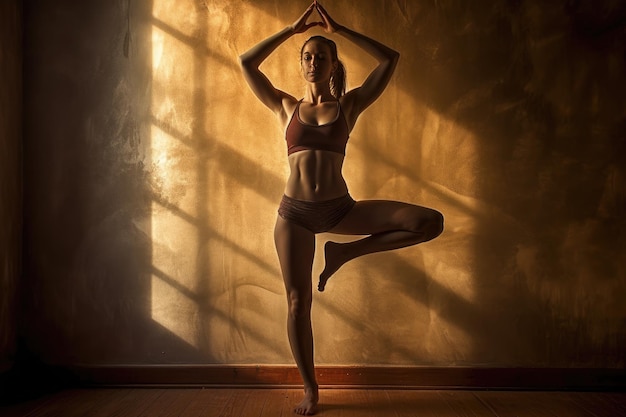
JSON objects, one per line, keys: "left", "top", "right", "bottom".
{"left": 282, "top": 99, "right": 352, "bottom": 201}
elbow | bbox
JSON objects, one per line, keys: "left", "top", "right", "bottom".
{"left": 238, "top": 52, "right": 254, "bottom": 68}
{"left": 383, "top": 51, "right": 399, "bottom": 72}
{"left": 238, "top": 54, "right": 248, "bottom": 69}
{"left": 238, "top": 54, "right": 260, "bottom": 73}
{"left": 390, "top": 50, "right": 400, "bottom": 65}
{"left": 390, "top": 51, "right": 400, "bottom": 72}
{"left": 381, "top": 49, "right": 399, "bottom": 68}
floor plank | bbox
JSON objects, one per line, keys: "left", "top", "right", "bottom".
{"left": 438, "top": 391, "right": 496, "bottom": 416}
{"left": 107, "top": 388, "right": 164, "bottom": 417}
{"left": 179, "top": 388, "right": 236, "bottom": 417}
{"left": 258, "top": 389, "right": 291, "bottom": 417}
{"left": 387, "top": 390, "right": 459, "bottom": 417}
{"left": 137, "top": 388, "right": 199, "bottom": 417}
{"left": 474, "top": 391, "right": 618, "bottom": 417}
{"left": 23, "top": 389, "right": 109, "bottom": 417}
{"left": 239, "top": 389, "right": 275, "bottom": 417}
{"left": 1, "top": 388, "right": 625, "bottom": 417}
{"left": 219, "top": 389, "right": 253, "bottom": 417}
{"left": 44, "top": 389, "right": 120, "bottom": 417}
{"left": 570, "top": 392, "right": 626, "bottom": 417}
{"left": 0, "top": 392, "right": 61, "bottom": 417}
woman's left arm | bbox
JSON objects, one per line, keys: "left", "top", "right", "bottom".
{"left": 317, "top": 3, "right": 399, "bottom": 115}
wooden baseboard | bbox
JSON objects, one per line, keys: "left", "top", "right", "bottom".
{"left": 70, "top": 365, "right": 626, "bottom": 390}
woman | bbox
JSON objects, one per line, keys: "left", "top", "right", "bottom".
{"left": 239, "top": 2, "right": 443, "bottom": 415}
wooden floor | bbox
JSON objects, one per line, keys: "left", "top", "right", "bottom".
{"left": 1, "top": 388, "right": 625, "bottom": 417}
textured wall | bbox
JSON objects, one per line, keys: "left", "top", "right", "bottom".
{"left": 0, "top": 0, "right": 22, "bottom": 373}
{"left": 22, "top": 0, "right": 626, "bottom": 368}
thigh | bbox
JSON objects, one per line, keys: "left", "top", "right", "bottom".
{"left": 328, "top": 199, "right": 441, "bottom": 235}
{"left": 274, "top": 216, "right": 316, "bottom": 293}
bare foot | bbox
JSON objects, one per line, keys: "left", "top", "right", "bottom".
{"left": 318, "top": 241, "right": 346, "bottom": 292}
{"left": 294, "top": 386, "right": 319, "bottom": 415}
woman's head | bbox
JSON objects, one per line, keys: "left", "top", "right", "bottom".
{"left": 300, "top": 36, "right": 346, "bottom": 99}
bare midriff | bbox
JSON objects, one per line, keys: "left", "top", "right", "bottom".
{"left": 284, "top": 150, "right": 348, "bottom": 201}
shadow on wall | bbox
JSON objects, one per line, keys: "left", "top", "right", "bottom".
{"left": 0, "top": 0, "right": 22, "bottom": 376}
{"left": 20, "top": 0, "right": 626, "bottom": 369}
{"left": 22, "top": 0, "right": 206, "bottom": 364}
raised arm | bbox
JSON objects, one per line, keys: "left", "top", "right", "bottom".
{"left": 239, "top": 3, "right": 320, "bottom": 116}
{"left": 316, "top": 3, "right": 399, "bottom": 117}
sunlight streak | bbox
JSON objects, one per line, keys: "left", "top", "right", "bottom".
{"left": 150, "top": 1, "right": 203, "bottom": 349}
{"left": 151, "top": 273, "right": 200, "bottom": 348}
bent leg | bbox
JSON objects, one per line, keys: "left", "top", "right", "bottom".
{"left": 319, "top": 200, "right": 444, "bottom": 291}
{"left": 274, "top": 216, "right": 319, "bottom": 415}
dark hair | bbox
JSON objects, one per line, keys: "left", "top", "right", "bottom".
{"left": 301, "top": 36, "right": 346, "bottom": 99}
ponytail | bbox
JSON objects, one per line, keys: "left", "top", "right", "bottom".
{"left": 330, "top": 60, "right": 346, "bottom": 99}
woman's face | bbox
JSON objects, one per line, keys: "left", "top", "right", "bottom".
{"left": 301, "top": 40, "right": 337, "bottom": 84}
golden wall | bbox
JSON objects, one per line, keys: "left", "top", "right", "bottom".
{"left": 21, "top": 0, "right": 626, "bottom": 367}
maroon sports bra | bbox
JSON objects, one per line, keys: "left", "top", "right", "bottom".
{"left": 285, "top": 100, "right": 350, "bottom": 156}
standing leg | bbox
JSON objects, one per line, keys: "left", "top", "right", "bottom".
{"left": 274, "top": 216, "right": 319, "bottom": 415}
{"left": 319, "top": 200, "right": 444, "bottom": 291}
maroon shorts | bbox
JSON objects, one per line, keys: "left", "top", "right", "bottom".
{"left": 278, "top": 194, "right": 356, "bottom": 233}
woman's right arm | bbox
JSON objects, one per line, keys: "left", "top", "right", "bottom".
{"left": 239, "top": 3, "right": 319, "bottom": 115}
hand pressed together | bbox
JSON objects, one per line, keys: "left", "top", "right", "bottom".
{"left": 291, "top": 2, "right": 342, "bottom": 34}
{"left": 290, "top": 3, "right": 320, "bottom": 33}
{"left": 316, "top": 2, "right": 342, "bottom": 33}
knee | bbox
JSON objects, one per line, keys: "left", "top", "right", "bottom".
{"left": 287, "top": 290, "right": 311, "bottom": 318}
{"left": 407, "top": 209, "right": 443, "bottom": 241}
{"left": 424, "top": 210, "right": 444, "bottom": 241}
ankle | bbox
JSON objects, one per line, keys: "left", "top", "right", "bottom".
{"left": 304, "top": 384, "right": 319, "bottom": 395}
